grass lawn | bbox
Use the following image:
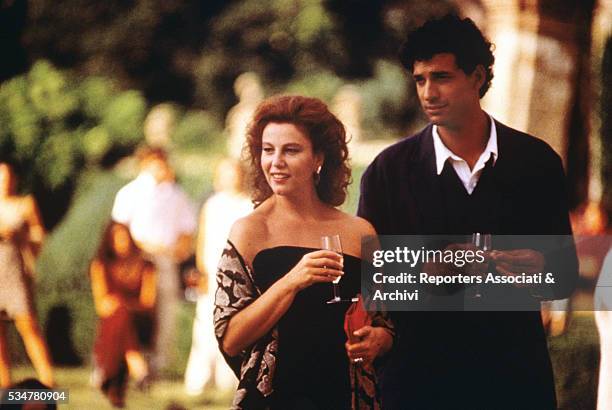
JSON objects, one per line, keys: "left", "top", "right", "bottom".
{"left": 8, "top": 311, "right": 600, "bottom": 409}
{"left": 549, "top": 311, "right": 600, "bottom": 410}
{"left": 10, "top": 366, "right": 234, "bottom": 409}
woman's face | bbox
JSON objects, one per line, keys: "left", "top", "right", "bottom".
{"left": 260, "top": 122, "right": 323, "bottom": 198}
{"left": 109, "top": 224, "right": 133, "bottom": 257}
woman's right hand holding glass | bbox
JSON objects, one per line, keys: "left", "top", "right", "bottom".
{"left": 283, "top": 250, "right": 344, "bottom": 292}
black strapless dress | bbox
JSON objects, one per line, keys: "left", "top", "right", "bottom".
{"left": 253, "top": 246, "right": 362, "bottom": 410}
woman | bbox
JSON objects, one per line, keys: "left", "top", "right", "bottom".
{"left": 0, "top": 162, "right": 54, "bottom": 388}
{"left": 90, "top": 222, "right": 156, "bottom": 407}
{"left": 214, "top": 95, "right": 394, "bottom": 409}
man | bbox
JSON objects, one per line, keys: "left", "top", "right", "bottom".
{"left": 358, "top": 14, "right": 578, "bottom": 409}
{"left": 112, "top": 147, "right": 196, "bottom": 372}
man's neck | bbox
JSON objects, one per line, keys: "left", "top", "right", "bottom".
{"left": 437, "top": 110, "right": 489, "bottom": 170}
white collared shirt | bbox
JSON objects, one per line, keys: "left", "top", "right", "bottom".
{"left": 111, "top": 172, "right": 197, "bottom": 250}
{"left": 432, "top": 114, "right": 498, "bottom": 195}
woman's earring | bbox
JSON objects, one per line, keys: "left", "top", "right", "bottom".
{"left": 314, "top": 165, "right": 322, "bottom": 185}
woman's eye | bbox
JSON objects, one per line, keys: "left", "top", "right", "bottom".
{"left": 262, "top": 147, "right": 274, "bottom": 154}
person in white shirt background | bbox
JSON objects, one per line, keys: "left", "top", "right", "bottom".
{"left": 184, "top": 158, "right": 252, "bottom": 395}
{"left": 111, "top": 147, "right": 197, "bottom": 373}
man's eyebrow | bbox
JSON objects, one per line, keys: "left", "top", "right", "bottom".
{"left": 431, "top": 70, "right": 452, "bottom": 76}
{"left": 412, "top": 70, "right": 453, "bottom": 78}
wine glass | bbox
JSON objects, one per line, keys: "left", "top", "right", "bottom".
{"left": 471, "top": 233, "right": 492, "bottom": 298}
{"left": 322, "top": 234, "right": 343, "bottom": 304}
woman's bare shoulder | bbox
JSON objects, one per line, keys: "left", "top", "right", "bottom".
{"left": 228, "top": 209, "right": 270, "bottom": 265}
{"left": 335, "top": 212, "right": 377, "bottom": 237}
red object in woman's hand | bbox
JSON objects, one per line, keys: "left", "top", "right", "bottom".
{"left": 344, "top": 294, "right": 371, "bottom": 344}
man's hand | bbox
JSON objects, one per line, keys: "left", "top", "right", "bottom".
{"left": 422, "top": 243, "right": 484, "bottom": 277}
{"left": 345, "top": 326, "right": 393, "bottom": 367}
{"left": 173, "top": 233, "right": 194, "bottom": 262}
{"left": 490, "top": 249, "right": 545, "bottom": 287}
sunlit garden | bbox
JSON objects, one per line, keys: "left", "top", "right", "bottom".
{"left": 1, "top": 1, "right": 611, "bottom": 409}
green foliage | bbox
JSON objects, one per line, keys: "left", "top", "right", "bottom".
{"left": 341, "top": 163, "right": 364, "bottom": 215}
{"left": 0, "top": 60, "right": 146, "bottom": 192}
{"left": 36, "top": 169, "right": 126, "bottom": 285}
{"left": 193, "top": 0, "right": 350, "bottom": 115}
{"left": 356, "top": 60, "right": 415, "bottom": 139}
{"left": 171, "top": 109, "right": 224, "bottom": 152}
{"left": 101, "top": 90, "right": 147, "bottom": 146}
{"left": 18, "top": 0, "right": 457, "bottom": 133}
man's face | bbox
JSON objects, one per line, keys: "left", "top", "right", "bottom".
{"left": 412, "top": 53, "right": 483, "bottom": 130}
{"left": 142, "top": 156, "right": 173, "bottom": 183}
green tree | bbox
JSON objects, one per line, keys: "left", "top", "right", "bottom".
{"left": 14, "top": 0, "right": 457, "bottom": 136}
{"left": 0, "top": 60, "right": 146, "bottom": 224}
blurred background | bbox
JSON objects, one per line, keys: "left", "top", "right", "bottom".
{"left": 0, "top": 0, "right": 610, "bottom": 408}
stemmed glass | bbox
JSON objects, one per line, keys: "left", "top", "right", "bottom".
{"left": 322, "top": 234, "right": 344, "bottom": 304}
{"left": 471, "top": 233, "right": 492, "bottom": 298}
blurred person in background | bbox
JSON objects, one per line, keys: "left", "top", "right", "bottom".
{"left": 111, "top": 147, "right": 197, "bottom": 373}
{"left": 184, "top": 158, "right": 251, "bottom": 395}
{"left": 542, "top": 202, "right": 609, "bottom": 336}
{"left": 90, "top": 222, "right": 156, "bottom": 408}
{"left": 0, "top": 162, "right": 54, "bottom": 388}
{"left": 226, "top": 72, "right": 264, "bottom": 159}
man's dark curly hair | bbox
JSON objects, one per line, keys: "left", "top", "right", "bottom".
{"left": 245, "top": 95, "right": 351, "bottom": 207}
{"left": 399, "top": 14, "right": 495, "bottom": 98}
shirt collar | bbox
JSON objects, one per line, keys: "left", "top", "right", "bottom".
{"left": 136, "top": 171, "right": 159, "bottom": 187}
{"left": 432, "top": 114, "right": 498, "bottom": 175}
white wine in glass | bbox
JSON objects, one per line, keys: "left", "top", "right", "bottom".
{"left": 321, "top": 234, "right": 343, "bottom": 304}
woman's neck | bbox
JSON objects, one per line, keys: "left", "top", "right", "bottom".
{"left": 270, "top": 191, "right": 329, "bottom": 221}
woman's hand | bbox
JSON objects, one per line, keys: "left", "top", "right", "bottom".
{"left": 345, "top": 326, "right": 393, "bottom": 366}
{"left": 283, "top": 250, "right": 344, "bottom": 292}
{"left": 98, "top": 294, "right": 121, "bottom": 318}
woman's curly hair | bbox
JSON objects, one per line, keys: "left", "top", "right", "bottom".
{"left": 244, "top": 95, "right": 351, "bottom": 207}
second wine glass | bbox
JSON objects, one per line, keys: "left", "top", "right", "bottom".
{"left": 471, "top": 233, "right": 492, "bottom": 298}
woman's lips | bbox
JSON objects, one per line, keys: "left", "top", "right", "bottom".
{"left": 270, "top": 173, "right": 289, "bottom": 182}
